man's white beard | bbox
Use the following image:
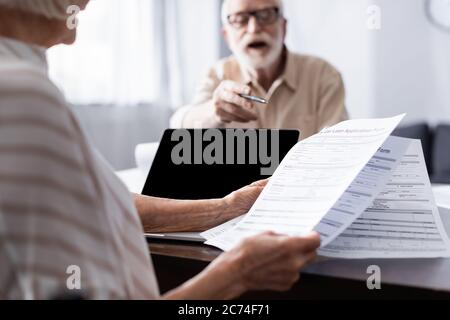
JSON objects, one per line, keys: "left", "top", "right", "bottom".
{"left": 233, "top": 38, "right": 284, "bottom": 71}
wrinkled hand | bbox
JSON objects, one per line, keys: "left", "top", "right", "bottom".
{"left": 219, "top": 231, "right": 321, "bottom": 295}
{"left": 213, "top": 80, "right": 258, "bottom": 124}
{"left": 223, "top": 179, "right": 268, "bottom": 218}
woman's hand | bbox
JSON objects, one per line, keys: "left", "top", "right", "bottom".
{"left": 222, "top": 179, "right": 269, "bottom": 219}
{"left": 164, "top": 231, "right": 321, "bottom": 300}
{"left": 217, "top": 231, "right": 321, "bottom": 295}
{"left": 135, "top": 179, "right": 268, "bottom": 233}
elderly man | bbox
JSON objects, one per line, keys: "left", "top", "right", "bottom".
{"left": 172, "top": 0, "right": 349, "bottom": 139}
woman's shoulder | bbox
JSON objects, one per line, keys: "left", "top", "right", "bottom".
{"left": 0, "top": 61, "right": 81, "bottom": 163}
{"left": 0, "top": 61, "right": 72, "bottom": 125}
{"left": 0, "top": 60, "right": 66, "bottom": 107}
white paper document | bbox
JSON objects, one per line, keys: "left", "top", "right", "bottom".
{"left": 201, "top": 216, "right": 244, "bottom": 241}
{"left": 205, "top": 115, "right": 450, "bottom": 259}
{"left": 432, "top": 185, "right": 450, "bottom": 210}
{"left": 319, "top": 140, "right": 450, "bottom": 258}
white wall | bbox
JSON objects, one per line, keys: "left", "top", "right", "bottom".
{"left": 284, "top": 0, "right": 450, "bottom": 124}
{"left": 284, "top": 0, "right": 373, "bottom": 119}
{"left": 370, "top": 0, "right": 450, "bottom": 125}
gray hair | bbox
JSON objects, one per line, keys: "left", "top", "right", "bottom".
{"left": 221, "top": 0, "right": 285, "bottom": 25}
{"left": 0, "top": 0, "right": 74, "bottom": 20}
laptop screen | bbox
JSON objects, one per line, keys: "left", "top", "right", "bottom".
{"left": 141, "top": 129, "right": 300, "bottom": 200}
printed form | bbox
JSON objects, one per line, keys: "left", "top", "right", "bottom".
{"left": 206, "top": 115, "right": 406, "bottom": 250}
{"left": 320, "top": 139, "right": 450, "bottom": 258}
{"left": 201, "top": 216, "right": 244, "bottom": 241}
{"left": 205, "top": 115, "right": 450, "bottom": 258}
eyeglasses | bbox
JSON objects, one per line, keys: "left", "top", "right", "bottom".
{"left": 227, "top": 7, "right": 281, "bottom": 29}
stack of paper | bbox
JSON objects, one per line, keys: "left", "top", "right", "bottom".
{"left": 203, "top": 115, "right": 450, "bottom": 259}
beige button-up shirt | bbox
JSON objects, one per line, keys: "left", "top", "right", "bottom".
{"left": 178, "top": 50, "right": 349, "bottom": 139}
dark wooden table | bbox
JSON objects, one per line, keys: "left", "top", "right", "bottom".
{"left": 148, "top": 208, "right": 450, "bottom": 300}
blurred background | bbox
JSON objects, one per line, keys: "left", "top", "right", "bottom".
{"left": 47, "top": 0, "right": 450, "bottom": 172}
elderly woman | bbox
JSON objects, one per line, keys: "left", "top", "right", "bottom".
{"left": 0, "top": 0, "right": 320, "bottom": 300}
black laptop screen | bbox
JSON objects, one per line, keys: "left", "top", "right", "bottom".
{"left": 141, "top": 129, "right": 300, "bottom": 200}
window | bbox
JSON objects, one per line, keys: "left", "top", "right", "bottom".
{"left": 48, "top": 0, "right": 221, "bottom": 108}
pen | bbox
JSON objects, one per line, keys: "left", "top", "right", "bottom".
{"left": 239, "top": 93, "right": 269, "bottom": 105}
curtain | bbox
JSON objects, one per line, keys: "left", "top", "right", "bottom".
{"left": 155, "top": 0, "right": 222, "bottom": 108}
{"left": 48, "top": 0, "right": 222, "bottom": 108}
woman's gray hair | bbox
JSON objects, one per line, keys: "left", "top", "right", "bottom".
{"left": 221, "top": 0, "right": 284, "bottom": 25}
{"left": 0, "top": 0, "right": 74, "bottom": 20}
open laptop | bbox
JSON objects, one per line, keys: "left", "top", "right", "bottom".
{"left": 142, "top": 128, "right": 300, "bottom": 242}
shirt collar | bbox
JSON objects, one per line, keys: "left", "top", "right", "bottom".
{"left": 281, "top": 49, "right": 298, "bottom": 91}
{"left": 0, "top": 36, "right": 48, "bottom": 73}
{"left": 239, "top": 47, "right": 298, "bottom": 91}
